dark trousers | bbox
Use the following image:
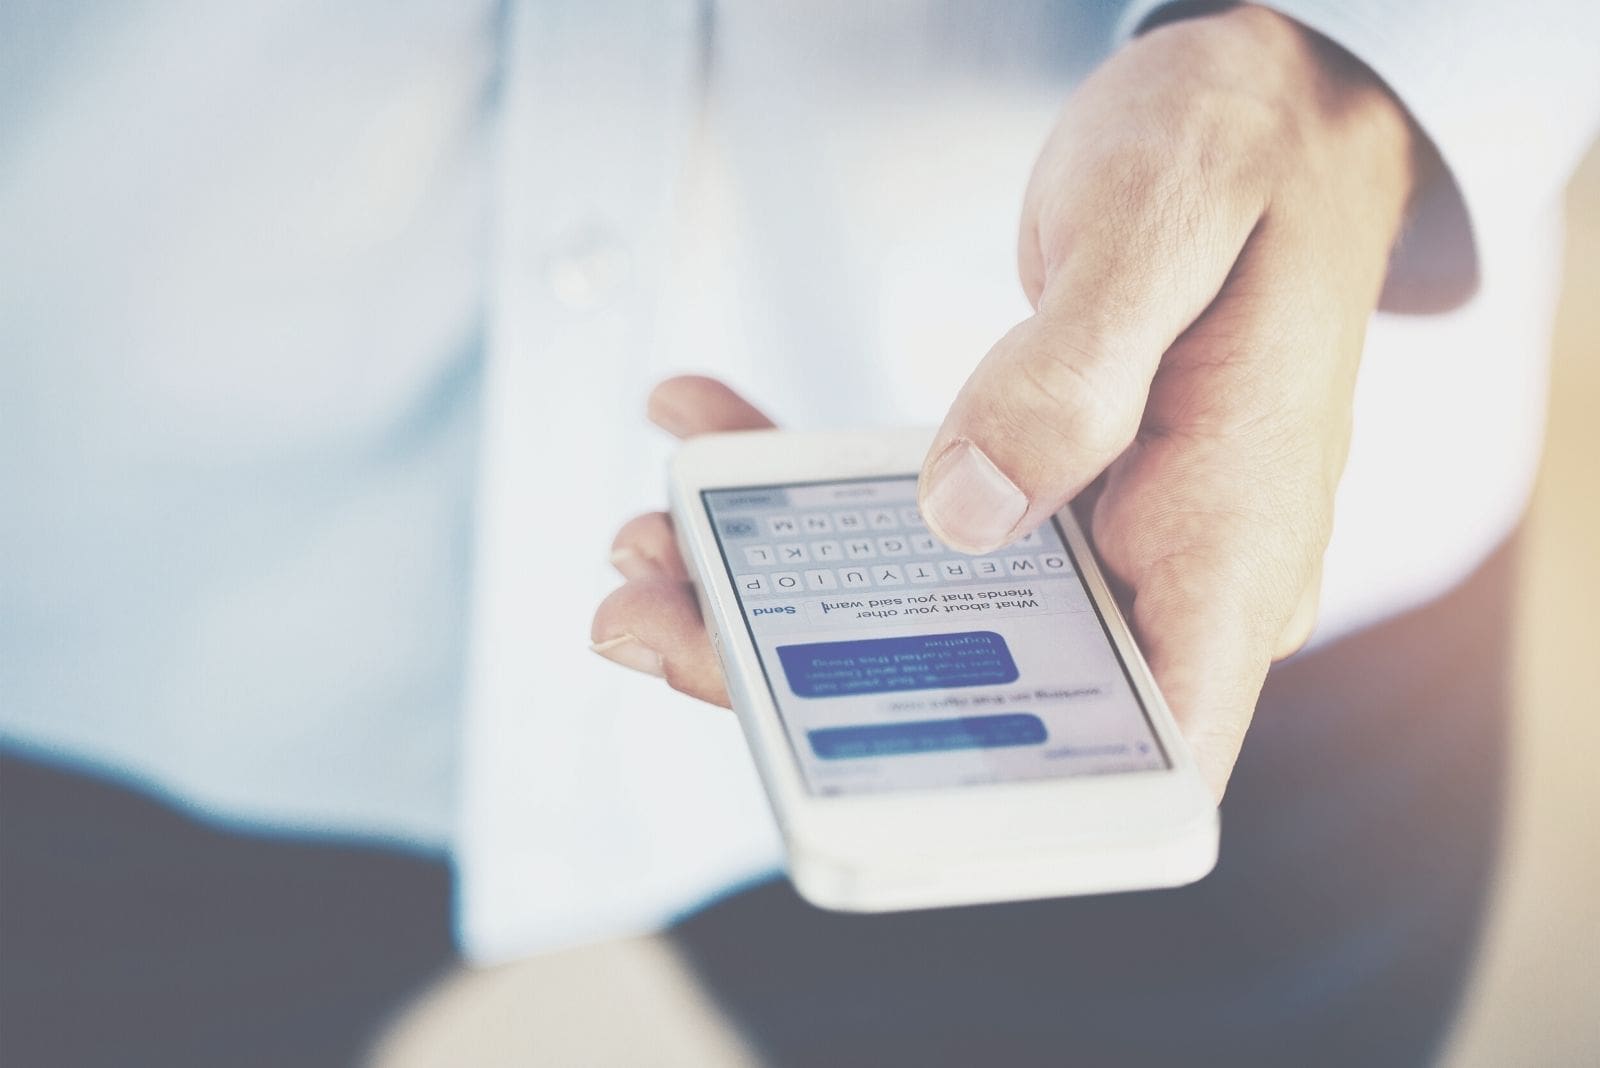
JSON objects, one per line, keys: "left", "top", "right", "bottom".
{"left": 0, "top": 760, "right": 455, "bottom": 1068}
{"left": 1, "top": 539, "right": 1513, "bottom": 1066}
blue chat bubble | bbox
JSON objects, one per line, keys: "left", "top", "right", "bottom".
{"left": 777, "top": 631, "right": 1018, "bottom": 698}
{"left": 809, "top": 713, "right": 1046, "bottom": 759}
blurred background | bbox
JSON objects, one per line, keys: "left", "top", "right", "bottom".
{"left": 1440, "top": 140, "right": 1600, "bottom": 1068}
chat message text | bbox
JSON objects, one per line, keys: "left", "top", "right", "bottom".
{"left": 777, "top": 631, "right": 1019, "bottom": 698}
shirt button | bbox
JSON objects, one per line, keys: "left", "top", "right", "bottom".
{"left": 544, "top": 223, "right": 631, "bottom": 310}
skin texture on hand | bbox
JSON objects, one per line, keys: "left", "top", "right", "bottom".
{"left": 593, "top": 6, "right": 1431, "bottom": 799}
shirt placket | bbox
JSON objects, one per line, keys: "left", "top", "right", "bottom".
{"left": 456, "top": 0, "right": 707, "bottom": 959}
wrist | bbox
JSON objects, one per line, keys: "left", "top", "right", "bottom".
{"left": 1225, "top": 4, "right": 1434, "bottom": 214}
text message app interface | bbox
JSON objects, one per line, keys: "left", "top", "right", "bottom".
{"left": 703, "top": 477, "right": 1168, "bottom": 796}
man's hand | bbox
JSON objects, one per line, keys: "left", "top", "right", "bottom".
{"left": 594, "top": 7, "right": 1429, "bottom": 799}
{"left": 917, "top": 6, "right": 1428, "bottom": 797}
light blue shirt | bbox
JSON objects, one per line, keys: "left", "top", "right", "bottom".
{"left": 3, "top": 1, "right": 1597, "bottom": 961}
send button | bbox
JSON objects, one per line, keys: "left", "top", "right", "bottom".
{"left": 808, "top": 713, "right": 1047, "bottom": 760}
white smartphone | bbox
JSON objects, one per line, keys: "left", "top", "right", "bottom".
{"left": 670, "top": 428, "right": 1218, "bottom": 912}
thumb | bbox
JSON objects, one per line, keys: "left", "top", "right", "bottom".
{"left": 919, "top": 150, "right": 1262, "bottom": 553}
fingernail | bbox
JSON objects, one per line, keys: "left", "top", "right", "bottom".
{"left": 590, "top": 634, "right": 665, "bottom": 678}
{"left": 921, "top": 439, "right": 1028, "bottom": 553}
{"left": 609, "top": 546, "right": 664, "bottom": 580}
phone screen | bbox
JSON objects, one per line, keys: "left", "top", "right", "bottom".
{"left": 702, "top": 476, "right": 1169, "bottom": 797}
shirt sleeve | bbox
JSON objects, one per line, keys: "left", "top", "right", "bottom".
{"left": 1115, "top": 0, "right": 1600, "bottom": 312}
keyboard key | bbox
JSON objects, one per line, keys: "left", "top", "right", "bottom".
{"left": 804, "top": 568, "right": 838, "bottom": 590}
{"left": 743, "top": 545, "right": 775, "bottom": 566}
{"left": 899, "top": 507, "right": 925, "bottom": 528}
{"left": 801, "top": 513, "right": 833, "bottom": 534}
{"left": 907, "top": 562, "right": 939, "bottom": 583}
{"left": 736, "top": 574, "right": 769, "bottom": 595}
{"left": 844, "top": 538, "right": 877, "bottom": 560}
{"left": 873, "top": 564, "right": 906, "bottom": 585}
{"left": 940, "top": 559, "right": 970, "bottom": 581}
{"left": 911, "top": 533, "right": 941, "bottom": 554}
{"left": 877, "top": 535, "right": 909, "bottom": 557}
{"left": 1038, "top": 552, "right": 1070, "bottom": 575}
{"left": 812, "top": 540, "right": 842, "bottom": 562}
{"left": 770, "top": 571, "right": 803, "bottom": 593}
{"left": 972, "top": 558, "right": 1004, "bottom": 579}
{"left": 834, "top": 511, "right": 866, "bottom": 532}
{"left": 720, "top": 518, "right": 759, "bottom": 538}
{"left": 1006, "top": 555, "right": 1039, "bottom": 576}
{"left": 777, "top": 543, "right": 810, "bottom": 564}
{"left": 768, "top": 516, "right": 799, "bottom": 536}
{"left": 840, "top": 567, "right": 872, "bottom": 588}
{"left": 867, "top": 508, "right": 899, "bottom": 530}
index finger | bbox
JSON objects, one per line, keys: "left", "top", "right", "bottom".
{"left": 648, "top": 376, "right": 776, "bottom": 439}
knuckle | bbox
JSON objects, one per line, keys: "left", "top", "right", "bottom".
{"left": 1012, "top": 334, "right": 1141, "bottom": 462}
{"left": 1116, "top": 484, "right": 1324, "bottom": 656}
